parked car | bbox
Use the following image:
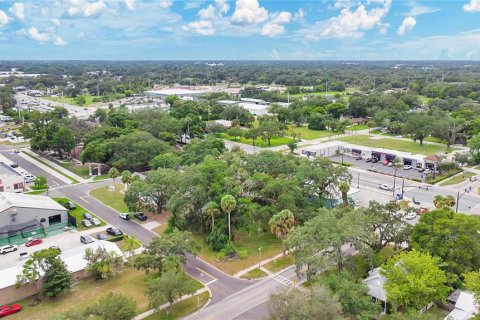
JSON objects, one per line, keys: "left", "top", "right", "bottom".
{"left": 82, "top": 219, "right": 92, "bottom": 228}
{"left": 68, "top": 201, "right": 76, "bottom": 210}
{"left": 25, "top": 238, "right": 42, "bottom": 247}
{"left": 424, "top": 169, "right": 432, "bottom": 174}
{"left": 417, "top": 207, "right": 429, "bottom": 215}
{"left": 417, "top": 167, "right": 425, "bottom": 172}
{"left": 387, "top": 162, "right": 394, "bottom": 167}
{"left": 382, "top": 160, "right": 389, "bottom": 166}
{"left": 372, "top": 158, "right": 379, "bottom": 163}
{"left": 133, "top": 212, "right": 147, "bottom": 221}
{"left": 18, "top": 252, "right": 29, "bottom": 260}
{"left": 365, "top": 158, "right": 372, "bottom": 162}
{"left": 405, "top": 212, "right": 417, "bottom": 220}
{"left": 119, "top": 213, "right": 130, "bottom": 220}
{"left": 355, "top": 155, "right": 362, "bottom": 160}
{"left": 90, "top": 217, "right": 101, "bottom": 226}
{"left": 9, "top": 163, "right": 18, "bottom": 168}
{"left": 0, "top": 244, "right": 17, "bottom": 254}
{"left": 106, "top": 227, "right": 123, "bottom": 236}
{"left": 470, "top": 176, "right": 478, "bottom": 182}
{"left": 83, "top": 212, "right": 93, "bottom": 220}
{"left": 80, "top": 235, "right": 95, "bottom": 244}
{"left": 96, "top": 233, "right": 108, "bottom": 240}
{"left": 0, "top": 304, "right": 22, "bottom": 317}
{"left": 378, "top": 184, "right": 393, "bottom": 191}
{"left": 403, "top": 165, "right": 412, "bottom": 170}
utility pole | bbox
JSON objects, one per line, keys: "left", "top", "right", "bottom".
{"left": 357, "top": 173, "right": 360, "bottom": 188}
{"left": 401, "top": 179, "right": 405, "bottom": 196}
{"left": 456, "top": 187, "right": 472, "bottom": 213}
{"left": 392, "top": 168, "right": 397, "bottom": 197}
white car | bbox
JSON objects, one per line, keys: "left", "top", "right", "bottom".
{"left": 82, "top": 219, "right": 93, "bottom": 228}
{"left": 119, "top": 213, "right": 130, "bottom": 220}
{"left": 405, "top": 212, "right": 417, "bottom": 220}
{"left": 378, "top": 184, "right": 393, "bottom": 191}
{"left": 0, "top": 244, "right": 18, "bottom": 254}
{"left": 403, "top": 165, "right": 412, "bottom": 170}
{"left": 424, "top": 169, "right": 432, "bottom": 174}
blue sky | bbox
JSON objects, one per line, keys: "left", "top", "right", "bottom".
{"left": 0, "top": 0, "right": 480, "bottom": 60}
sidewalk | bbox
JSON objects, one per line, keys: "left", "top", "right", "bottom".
{"left": 133, "top": 287, "right": 210, "bottom": 320}
{"left": 233, "top": 251, "right": 290, "bottom": 278}
{"left": 22, "top": 148, "right": 90, "bottom": 184}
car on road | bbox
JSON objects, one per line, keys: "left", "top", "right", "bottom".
{"left": 96, "top": 233, "right": 108, "bottom": 240}
{"left": 403, "top": 165, "right": 412, "bottom": 170}
{"left": 0, "top": 304, "right": 22, "bottom": 317}
{"left": 80, "top": 235, "right": 95, "bottom": 244}
{"left": 68, "top": 201, "right": 76, "bottom": 210}
{"left": 365, "top": 158, "right": 372, "bottom": 162}
{"left": 25, "top": 238, "right": 42, "bottom": 247}
{"left": 133, "top": 212, "right": 147, "bottom": 221}
{"left": 355, "top": 155, "right": 362, "bottom": 160}
{"left": 9, "top": 163, "right": 18, "bottom": 168}
{"left": 13, "top": 149, "right": 20, "bottom": 154}
{"left": 382, "top": 160, "right": 389, "bottom": 166}
{"left": 405, "top": 212, "right": 417, "bottom": 220}
{"left": 19, "top": 252, "right": 29, "bottom": 260}
{"left": 106, "top": 227, "right": 123, "bottom": 236}
{"left": 83, "top": 213, "right": 93, "bottom": 220}
{"left": 119, "top": 213, "right": 130, "bottom": 220}
{"left": 372, "top": 158, "right": 379, "bottom": 163}
{"left": 417, "top": 207, "right": 429, "bottom": 215}
{"left": 82, "top": 219, "right": 92, "bottom": 228}
{"left": 0, "top": 245, "right": 18, "bottom": 254}
{"left": 90, "top": 217, "right": 101, "bottom": 226}
{"left": 378, "top": 184, "right": 393, "bottom": 191}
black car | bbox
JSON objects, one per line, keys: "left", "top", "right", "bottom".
{"left": 355, "top": 155, "right": 362, "bottom": 160}
{"left": 10, "top": 163, "right": 18, "bottom": 168}
{"left": 68, "top": 201, "right": 76, "bottom": 210}
{"left": 133, "top": 212, "right": 147, "bottom": 221}
{"left": 83, "top": 212, "right": 93, "bottom": 220}
{"left": 96, "top": 233, "right": 108, "bottom": 240}
{"left": 372, "top": 158, "right": 380, "bottom": 163}
{"left": 106, "top": 227, "right": 123, "bottom": 236}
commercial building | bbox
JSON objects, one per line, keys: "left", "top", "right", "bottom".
{"left": 238, "top": 102, "right": 270, "bottom": 116}
{"left": 0, "top": 162, "right": 25, "bottom": 193}
{"left": 145, "top": 87, "right": 211, "bottom": 100}
{"left": 0, "top": 193, "right": 68, "bottom": 245}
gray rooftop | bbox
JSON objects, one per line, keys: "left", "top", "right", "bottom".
{"left": 0, "top": 162, "right": 21, "bottom": 176}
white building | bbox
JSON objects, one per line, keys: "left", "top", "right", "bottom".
{"left": 145, "top": 87, "right": 210, "bottom": 100}
{"left": 363, "top": 267, "right": 387, "bottom": 312}
{"left": 446, "top": 290, "right": 478, "bottom": 320}
{"left": 0, "top": 162, "right": 25, "bottom": 193}
{"left": 239, "top": 102, "right": 270, "bottom": 116}
{"left": 240, "top": 98, "right": 268, "bottom": 105}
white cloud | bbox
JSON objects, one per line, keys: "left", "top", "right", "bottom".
{"left": 271, "top": 11, "right": 292, "bottom": 24}
{"left": 321, "top": 0, "right": 392, "bottom": 38}
{"left": 270, "top": 49, "right": 280, "bottom": 60}
{"left": 159, "top": 0, "right": 173, "bottom": 9}
{"left": 199, "top": 5, "right": 216, "bottom": 19}
{"left": 0, "top": 10, "right": 9, "bottom": 28}
{"left": 9, "top": 3, "right": 25, "bottom": 20}
{"left": 51, "top": 18, "right": 61, "bottom": 26}
{"left": 397, "top": 16, "right": 416, "bottom": 35}
{"left": 54, "top": 36, "right": 67, "bottom": 46}
{"left": 125, "top": 0, "right": 136, "bottom": 11}
{"left": 28, "top": 27, "right": 51, "bottom": 42}
{"left": 231, "top": 0, "right": 268, "bottom": 26}
{"left": 405, "top": 2, "right": 439, "bottom": 17}
{"left": 184, "top": 1, "right": 205, "bottom": 10}
{"left": 464, "top": 0, "right": 480, "bottom": 12}
{"left": 261, "top": 11, "right": 292, "bottom": 37}
{"left": 78, "top": 31, "right": 85, "bottom": 38}
{"left": 65, "top": 0, "right": 106, "bottom": 18}
{"left": 215, "top": 0, "right": 229, "bottom": 14}
{"left": 294, "top": 8, "right": 305, "bottom": 21}
{"left": 182, "top": 20, "right": 215, "bottom": 35}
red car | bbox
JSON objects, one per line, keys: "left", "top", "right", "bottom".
{"left": 0, "top": 304, "right": 22, "bottom": 317}
{"left": 417, "top": 207, "right": 429, "bottom": 215}
{"left": 25, "top": 238, "right": 42, "bottom": 247}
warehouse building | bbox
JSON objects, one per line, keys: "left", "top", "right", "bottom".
{"left": 0, "top": 162, "right": 25, "bottom": 193}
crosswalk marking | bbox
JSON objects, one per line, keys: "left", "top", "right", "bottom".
{"left": 271, "top": 274, "right": 294, "bottom": 286}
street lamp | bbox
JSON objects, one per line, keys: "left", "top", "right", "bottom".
{"left": 456, "top": 187, "right": 472, "bottom": 213}
{"left": 392, "top": 167, "right": 398, "bottom": 197}
{"left": 258, "top": 247, "right": 262, "bottom": 269}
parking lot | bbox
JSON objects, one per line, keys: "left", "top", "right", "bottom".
{"left": 330, "top": 155, "right": 425, "bottom": 180}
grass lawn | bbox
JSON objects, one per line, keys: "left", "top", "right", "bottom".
{"left": 338, "top": 135, "right": 449, "bottom": 155}
{"left": 418, "top": 95, "right": 432, "bottom": 105}
{"left": 25, "top": 189, "right": 47, "bottom": 195}
{"left": 263, "top": 255, "right": 294, "bottom": 273}
{"left": 8, "top": 267, "right": 151, "bottom": 320}
{"left": 144, "top": 291, "right": 210, "bottom": 320}
{"left": 220, "top": 133, "right": 293, "bottom": 148}
{"left": 439, "top": 172, "right": 475, "bottom": 186}
{"left": 60, "top": 162, "right": 90, "bottom": 179}
{"left": 424, "top": 136, "right": 446, "bottom": 144}
{"left": 53, "top": 197, "right": 106, "bottom": 231}
{"left": 43, "top": 95, "right": 102, "bottom": 106}
{"left": 288, "top": 126, "right": 335, "bottom": 140}
{"left": 346, "top": 124, "right": 369, "bottom": 131}
{"left": 240, "top": 268, "right": 268, "bottom": 279}
{"left": 90, "top": 184, "right": 129, "bottom": 212}
{"left": 94, "top": 174, "right": 109, "bottom": 181}
{"left": 191, "top": 231, "right": 283, "bottom": 275}
{"left": 22, "top": 151, "right": 79, "bottom": 184}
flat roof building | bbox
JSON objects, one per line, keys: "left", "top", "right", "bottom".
{"left": 0, "top": 162, "right": 25, "bottom": 193}
{"left": 145, "top": 87, "right": 211, "bottom": 100}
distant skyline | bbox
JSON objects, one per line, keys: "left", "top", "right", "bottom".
{"left": 0, "top": 0, "right": 480, "bottom": 60}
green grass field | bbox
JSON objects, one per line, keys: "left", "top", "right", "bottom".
{"left": 60, "top": 162, "right": 91, "bottom": 179}
{"left": 424, "top": 136, "right": 447, "bottom": 144}
{"left": 144, "top": 291, "right": 210, "bottom": 320}
{"left": 263, "top": 255, "right": 294, "bottom": 273}
{"left": 439, "top": 172, "right": 475, "bottom": 186}
{"left": 191, "top": 231, "right": 282, "bottom": 275}
{"left": 346, "top": 124, "right": 369, "bottom": 131}
{"left": 338, "top": 135, "right": 449, "bottom": 155}
{"left": 220, "top": 133, "right": 293, "bottom": 148}
{"left": 43, "top": 95, "right": 102, "bottom": 106}
{"left": 288, "top": 126, "right": 335, "bottom": 140}
{"left": 53, "top": 197, "right": 106, "bottom": 230}
{"left": 90, "top": 184, "right": 129, "bottom": 212}
{"left": 240, "top": 268, "right": 268, "bottom": 279}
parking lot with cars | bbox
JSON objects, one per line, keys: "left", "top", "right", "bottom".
{"left": 330, "top": 155, "right": 426, "bottom": 180}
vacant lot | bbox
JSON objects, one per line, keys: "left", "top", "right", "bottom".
{"left": 338, "top": 135, "right": 448, "bottom": 155}
{"left": 288, "top": 126, "right": 335, "bottom": 140}
{"left": 43, "top": 95, "right": 102, "bottom": 106}
{"left": 220, "top": 133, "right": 293, "bottom": 148}
{"left": 90, "top": 184, "right": 129, "bottom": 212}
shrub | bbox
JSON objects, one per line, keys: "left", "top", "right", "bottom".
{"left": 205, "top": 225, "right": 228, "bottom": 251}
{"left": 57, "top": 198, "right": 70, "bottom": 209}
{"left": 238, "top": 248, "right": 248, "bottom": 259}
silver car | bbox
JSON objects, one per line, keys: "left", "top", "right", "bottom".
{"left": 82, "top": 219, "right": 93, "bottom": 228}
{"left": 90, "top": 217, "right": 101, "bottom": 226}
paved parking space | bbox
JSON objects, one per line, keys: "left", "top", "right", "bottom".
{"left": 330, "top": 155, "right": 425, "bottom": 180}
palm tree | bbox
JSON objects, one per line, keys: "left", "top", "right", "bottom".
{"left": 444, "top": 195, "right": 456, "bottom": 208}
{"left": 269, "top": 209, "right": 295, "bottom": 258}
{"left": 123, "top": 235, "right": 140, "bottom": 258}
{"left": 339, "top": 182, "right": 350, "bottom": 207}
{"left": 221, "top": 195, "right": 237, "bottom": 240}
{"left": 204, "top": 201, "right": 220, "bottom": 231}
{"left": 433, "top": 195, "right": 455, "bottom": 208}
{"left": 108, "top": 167, "right": 120, "bottom": 198}
{"left": 121, "top": 170, "right": 133, "bottom": 189}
